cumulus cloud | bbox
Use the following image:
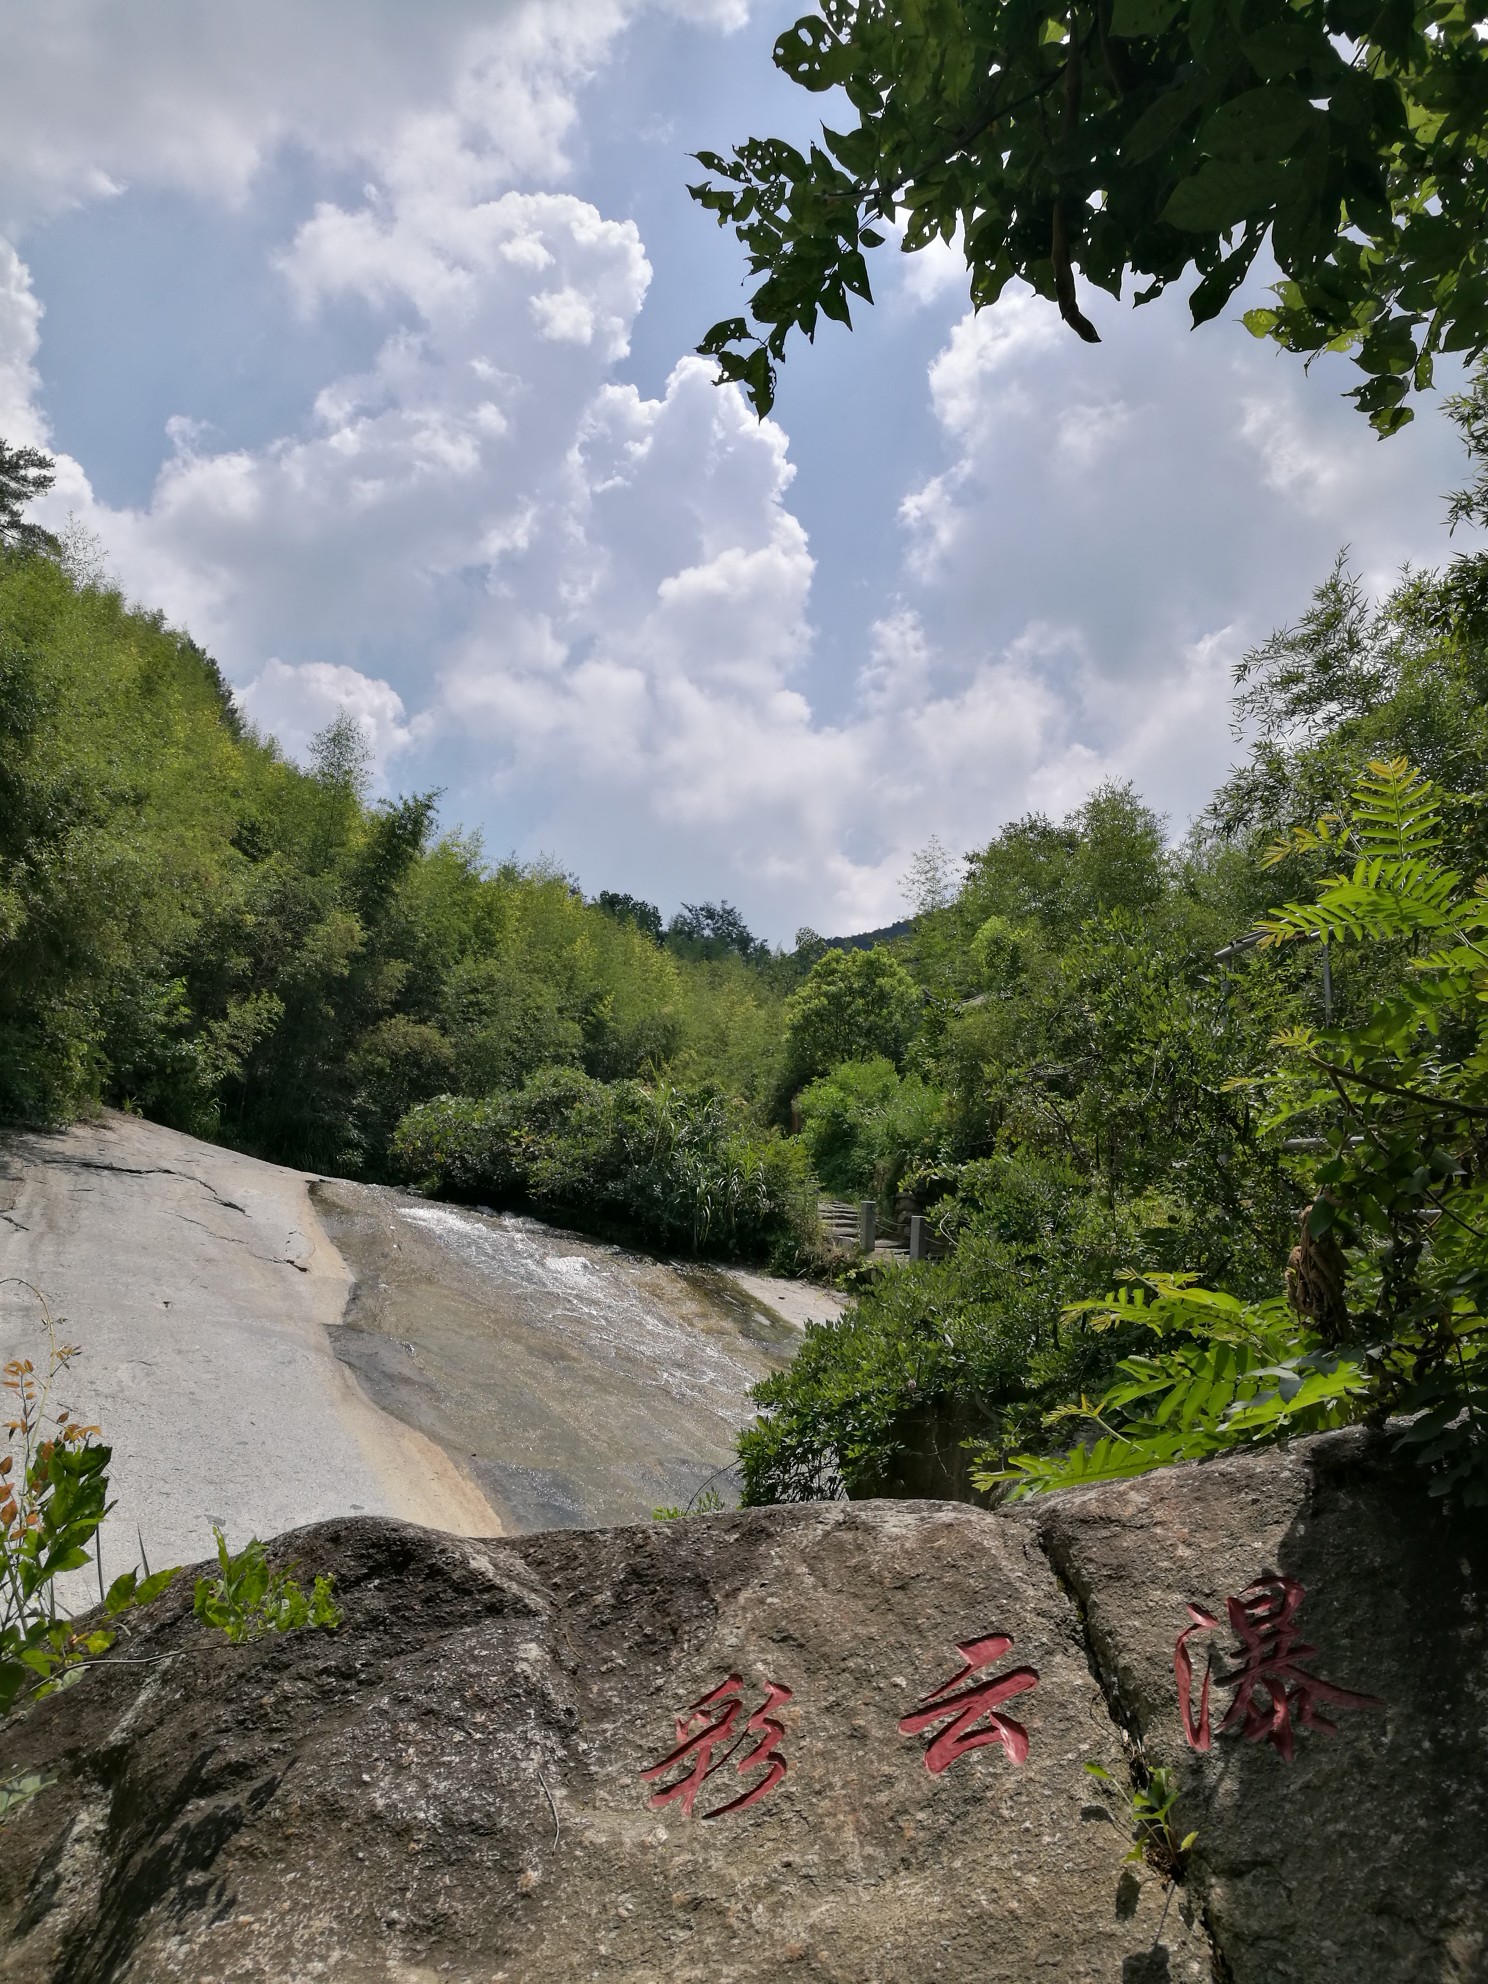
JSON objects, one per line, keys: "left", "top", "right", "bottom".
{"left": 238, "top": 660, "right": 421, "bottom": 778}
{"left": 0, "top": 0, "right": 743, "bottom": 226}
{"left": 97, "top": 188, "right": 655, "bottom": 672}
{"left": 876, "top": 274, "right": 1478, "bottom": 857}
{"left": 0, "top": 242, "right": 45, "bottom": 443}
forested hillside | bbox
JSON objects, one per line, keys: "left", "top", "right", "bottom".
{"left": 0, "top": 511, "right": 794, "bottom": 1188}
{"left": 5, "top": 374, "right": 1488, "bottom": 1514}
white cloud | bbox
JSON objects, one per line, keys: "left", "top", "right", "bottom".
{"left": 924, "top": 289, "right": 1062, "bottom": 440}
{"left": 0, "top": 0, "right": 742, "bottom": 228}
{"left": 238, "top": 660, "right": 420, "bottom": 777}
{"left": 94, "top": 192, "right": 652, "bottom": 668}
{"left": 0, "top": 242, "right": 43, "bottom": 440}
{"left": 1056, "top": 398, "right": 1133, "bottom": 472}
{"left": 892, "top": 229, "right": 968, "bottom": 312}
{"left": 35, "top": 213, "right": 1483, "bottom": 935}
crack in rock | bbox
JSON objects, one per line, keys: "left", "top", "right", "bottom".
{"left": 34, "top": 1156, "right": 249, "bottom": 1217}
{"left": 167, "top": 1208, "right": 309, "bottom": 1270}
{"left": 1029, "top": 1514, "right": 1236, "bottom": 1984}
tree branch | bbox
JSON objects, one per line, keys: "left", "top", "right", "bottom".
{"left": 1305, "top": 1053, "right": 1488, "bottom": 1119}
{"left": 1052, "top": 13, "right": 1101, "bottom": 343}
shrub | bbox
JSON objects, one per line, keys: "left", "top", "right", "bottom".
{"left": 193, "top": 1530, "right": 342, "bottom": 1643}
{"left": 0, "top": 1289, "right": 176, "bottom": 1718}
{"left": 738, "top": 1154, "right": 1155, "bottom": 1502}
{"left": 987, "top": 761, "right": 1488, "bottom": 1507}
{"left": 796, "top": 1057, "right": 945, "bottom": 1199}
{"left": 392, "top": 1070, "right": 819, "bottom": 1267}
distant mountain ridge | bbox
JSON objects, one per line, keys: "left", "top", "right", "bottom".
{"left": 820, "top": 918, "right": 913, "bottom": 951}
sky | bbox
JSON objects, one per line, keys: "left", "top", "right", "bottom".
{"left": 1, "top": 0, "right": 1481, "bottom": 943}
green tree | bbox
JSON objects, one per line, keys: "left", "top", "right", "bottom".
{"left": 666, "top": 899, "right": 767, "bottom": 962}
{"left": 596, "top": 891, "right": 665, "bottom": 941}
{"left": 781, "top": 944, "right": 922, "bottom": 1090}
{"left": 959, "top": 783, "right": 1168, "bottom": 945}
{"left": 690, "top": 0, "right": 1488, "bottom": 432}
{"left": 308, "top": 709, "right": 373, "bottom": 798}
{"left": 1210, "top": 373, "right": 1488, "bottom": 872}
{"left": 0, "top": 441, "right": 58, "bottom": 556}
{"left": 739, "top": 1150, "right": 1159, "bottom": 1500}
{"left": 0, "top": 540, "right": 793, "bottom": 1178}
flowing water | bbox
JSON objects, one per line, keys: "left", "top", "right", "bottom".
{"left": 312, "top": 1180, "right": 837, "bottom": 1532}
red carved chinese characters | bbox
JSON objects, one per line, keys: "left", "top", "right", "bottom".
{"left": 898, "top": 1634, "right": 1040, "bottom": 1774}
{"left": 640, "top": 1674, "right": 793, "bottom": 1819}
{"left": 1175, "top": 1569, "right": 1383, "bottom": 1763}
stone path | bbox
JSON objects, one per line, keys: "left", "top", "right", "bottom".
{"left": 817, "top": 1196, "right": 909, "bottom": 1258}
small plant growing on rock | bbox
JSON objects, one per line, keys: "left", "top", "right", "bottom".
{"left": 1084, "top": 1760, "right": 1198, "bottom": 1882}
{"left": 193, "top": 1529, "right": 342, "bottom": 1643}
{"left": 0, "top": 1282, "right": 176, "bottom": 1719}
{"left": 651, "top": 1485, "right": 726, "bottom": 1521}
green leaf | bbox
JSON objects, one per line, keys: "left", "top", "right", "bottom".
{"left": 1108, "top": 0, "right": 1180, "bottom": 36}
{"left": 1239, "top": 20, "right": 1334, "bottom": 80}
{"left": 134, "top": 1567, "right": 179, "bottom": 1607}
{"left": 39, "top": 1545, "right": 90, "bottom": 1577}
{"left": 1189, "top": 231, "right": 1261, "bottom": 326}
{"left": 0, "top": 1772, "right": 55, "bottom": 1822}
{"left": 1121, "top": 79, "right": 1210, "bottom": 165}
{"left": 104, "top": 1570, "right": 139, "bottom": 1615}
{"left": 1199, "top": 88, "right": 1321, "bottom": 161}
{"left": 774, "top": 16, "right": 857, "bottom": 91}
{"left": 1163, "top": 159, "right": 1291, "bottom": 232}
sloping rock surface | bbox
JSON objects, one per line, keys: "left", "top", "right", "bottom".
{"left": 311, "top": 1178, "right": 817, "bottom": 1530}
{"left": 0, "top": 1115, "right": 496, "bottom": 1577}
{"left": 0, "top": 1114, "right": 836, "bottom": 1565}
{"left": 0, "top": 1430, "right": 1481, "bottom": 1983}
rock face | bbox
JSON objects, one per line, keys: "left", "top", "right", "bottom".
{"left": 1030, "top": 1429, "right": 1488, "bottom": 1984}
{"left": 0, "top": 1114, "right": 835, "bottom": 1569}
{"left": 0, "top": 1430, "right": 1481, "bottom": 1983}
{"left": 311, "top": 1178, "right": 815, "bottom": 1530}
{"left": 0, "top": 1115, "right": 497, "bottom": 1581}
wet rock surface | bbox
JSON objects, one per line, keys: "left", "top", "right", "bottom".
{"left": 0, "top": 1431, "right": 1480, "bottom": 1982}
{"left": 312, "top": 1179, "right": 812, "bottom": 1529}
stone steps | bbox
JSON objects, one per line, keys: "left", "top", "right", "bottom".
{"left": 817, "top": 1197, "right": 909, "bottom": 1258}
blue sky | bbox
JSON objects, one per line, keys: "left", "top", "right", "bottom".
{"left": 1, "top": 0, "right": 1479, "bottom": 941}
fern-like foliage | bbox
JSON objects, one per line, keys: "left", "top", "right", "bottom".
{"left": 1347, "top": 757, "right": 1445, "bottom": 859}
{"left": 978, "top": 1280, "right": 1370, "bottom": 1498}
{"left": 1257, "top": 763, "right": 1467, "bottom": 948}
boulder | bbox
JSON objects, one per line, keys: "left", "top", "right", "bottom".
{"left": 0, "top": 1429, "right": 1480, "bottom": 1982}
{"left": 0, "top": 1503, "right": 1203, "bottom": 1983}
